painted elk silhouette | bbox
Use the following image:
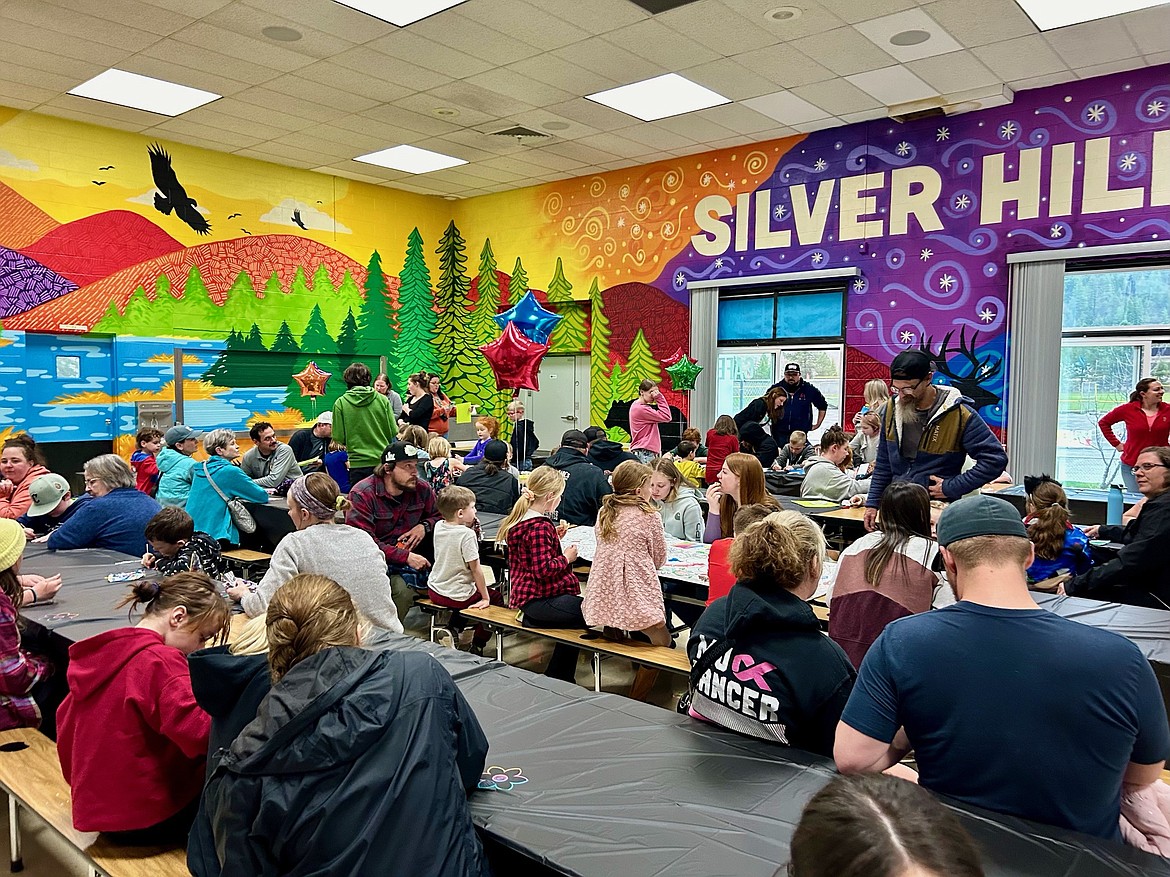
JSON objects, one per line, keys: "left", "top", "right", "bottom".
{"left": 918, "top": 328, "right": 1002, "bottom": 411}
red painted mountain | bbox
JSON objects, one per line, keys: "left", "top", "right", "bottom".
{"left": 5, "top": 234, "right": 367, "bottom": 332}
{"left": 18, "top": 210, "right": 183, "bottom": 287}
{"left": 601, "top": 281, "right": 690, "bottom": 407}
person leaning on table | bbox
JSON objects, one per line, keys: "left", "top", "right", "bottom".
{"left": 47, "top": 455, "right": 160, "bottom": 556}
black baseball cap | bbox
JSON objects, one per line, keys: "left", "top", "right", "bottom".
{"left": 890, "top": 350, "right": 933, "bottom": 381}
{"left": 382, "top": 440, "right": 422, "bottom": 465}
{"left": 783, "top": 362, "right": 801, "bottom": 373}
{"left": 484, "top": 439, "right": 509, "bottom": 463}
{"left": 560, "top": 429, "right": 589, "bottom": 449}
{"left": 936, "top": 495, "right": 1029, "bottom": 547}
{"left": 582, "top": 426, "right": 606, "bottom": 443}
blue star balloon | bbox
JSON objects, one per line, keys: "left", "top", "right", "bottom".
{"left": 493, "top": 291, "right": 563, "bottom": 345}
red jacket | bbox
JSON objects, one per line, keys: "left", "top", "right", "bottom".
{"left": 1098, "top": 401, "right": 1170, "bottom": 466}
{"left": 705, "top": 432, "right": 740, "bottom": 484}
{"left": 57, "top": 628, "right": 209, "bottom": 832}
{"left": 706, "top": 537, "right": 735, "bottom": 604}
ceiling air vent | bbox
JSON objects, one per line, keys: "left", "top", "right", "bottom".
{"left": 627, "top": 0, "right": 704, "bottom": 12}
{"left": 491, "top": 126, "right": 550, "bottom": 139}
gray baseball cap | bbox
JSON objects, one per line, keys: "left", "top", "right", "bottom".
{"left": 27, "top": 474, "right": 70, "bottom": 516}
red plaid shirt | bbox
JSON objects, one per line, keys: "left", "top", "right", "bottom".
{"left": 506, "top": 516, "right": 580, "bottom": 609}
{"left": 346, "top": 475, "right": 440, "bottom": 566}
{"left": 0, "top": 592, "right": 51, "bottom": 731}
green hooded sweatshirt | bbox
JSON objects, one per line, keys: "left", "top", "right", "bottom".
{"left": 332, "top": 387, "right": 396, "bottom": 468}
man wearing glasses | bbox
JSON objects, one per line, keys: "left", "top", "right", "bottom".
{"left": 863, "top": 350, "right": 1007, "bottom": 531}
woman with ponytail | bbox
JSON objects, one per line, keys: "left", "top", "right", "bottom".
{"left": 227, "top": 473, "right": 403, "bottom": 642}
{"left": 582, "top": 460, "right": 670, "bottom": 649}
{"left": 205, "top": 574, "right": 490, "bottom": 877}
{"left": 57, "top": 571, "right": 229, "bottom": 841}
{"left": 1023, "top": 475, "right": 1093, "bottom": 583}
{"left": 498, "top": 465, "right": 583, "bottom": 683}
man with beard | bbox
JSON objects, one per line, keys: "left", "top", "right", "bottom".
{"left": 346, "top": 441, "right": 441, "bottom": 623}
{"left": 863, "top": 350, "right": 1006, "bottom": 532}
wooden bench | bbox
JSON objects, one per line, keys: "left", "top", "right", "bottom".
{"left": 221, "top": 548, "right": 272, "bottom": 579}
{"left": 0, "top": 727, "right": 187, "bottom": 876}
{"left": 418, "top": 599, "right": 692, "bottom": 692}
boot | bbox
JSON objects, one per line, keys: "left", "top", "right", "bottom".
{"left": 628, "top": 666, "right": 661, "bottom": 702}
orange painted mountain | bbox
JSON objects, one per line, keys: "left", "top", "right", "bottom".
{"left": 18, "top": 210, "right": 183, "bottom": 287}
{"left": 5, "top": 234, "right": 368, "bottom": 332}
{"left": 0, "top": 180, "right": 57, "bottom": 249}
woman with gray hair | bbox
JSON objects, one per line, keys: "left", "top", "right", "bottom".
{"left": 187, "top": 429, "right": 269, "bottom": 547}
{"left": 47, "top": 454, "right": 161, "bottom": 555}
{"left": 226, "top": 473, "right": 402, "bottom": 643}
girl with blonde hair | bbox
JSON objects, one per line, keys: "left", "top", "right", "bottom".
{"left": 648, "top": 457, "right": 703, "bottom": 541}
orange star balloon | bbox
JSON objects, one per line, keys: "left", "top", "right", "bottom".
{"left": 292, "top": 361, "right": 331, "bottom": 398}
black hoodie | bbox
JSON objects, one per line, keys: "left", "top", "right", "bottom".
{"left": 687, "top": 580, "right": 855, "bottom": 757}
{"left": 737, "top": 422, "right": 780, "bottom": 469}
{"left": 545, "top": 447, "right": 612, "bottom": 525}
{"left": 587, "top": 439, "right": 638, "bottom": 474}
{"left": 203, "top": 646, "right": 490, "bottom": 877}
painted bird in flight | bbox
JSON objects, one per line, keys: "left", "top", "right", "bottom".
{"left": 148, "top": 143, "right": 211, "bottom": 235}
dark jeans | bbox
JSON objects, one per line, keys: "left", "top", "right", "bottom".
{"left": 521, "top": 594, "right": 585, "bottom": 682}
{"left": 348, "top": 465, "right": 375, "bottom": 487}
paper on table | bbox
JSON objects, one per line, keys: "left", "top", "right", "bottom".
{"left": 793, "top": 499, "right": 840, "bottom": 508}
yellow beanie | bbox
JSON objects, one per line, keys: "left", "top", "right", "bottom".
{"left": 0, "top": 520, "right": 24, "bottom": 573}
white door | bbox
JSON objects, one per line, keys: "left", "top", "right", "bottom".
{"left": 522, "top": 355, "right": 590, "bottom": 451}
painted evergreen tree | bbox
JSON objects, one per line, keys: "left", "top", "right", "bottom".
{"left": 202, "top": 330, "right": 243, "bottom": 386}
{"left": 621, "top": 328, "right": 661, "bottom": 399}
{"left": 243, "top": 323, "right": 267, "bottom": 351}
{"left": 271, "top": 321, "right": 300, "bottom": 354}
{"left": 284, "top": 305, "right": 339, "bottom": 419}
{"left": 220, "top": 270, "right": 262, "bottom": 334}
{"left": 94, "top": 299, "right": 122, "bottom": 332}
{"left": 510, "top": 257, "right": 529, "bottom": 301}
{"left": 357, "top": 250, "right": 394, "bottom": 360}
{"left": 171, "top": 265, "right": 221, "bottom": 335}
{"left": 471, "top": 239, "right": 508, "bottom": 419}
{"left": 263, "top": 271, "right": 282, "bottom": 299}
{"left": 290, "top": 266, "right": 312, "bottom": 299}
{"left": 434, "top": 221, "right": 487, "bottom": 404}
{"left": 337, "top": 308, "right": 358, "bottom": 357}
{"left": 334, "top": 270, "right": 364, "bottom": 332}
{"left": 120, "top": 285, "right": 154, "bottom": 333}
{"left": 311, "top": 264, "right": 335, "bottom": 299}
{"left": 587, "top": 277, "right": 612, "bottom": 428}
{"left": 299, "top": 304, "right": 332, "bottom": 353}
{"left": 390, "top": 229, "right": 439, "bottom": 386}
{"left": 545, "top": 257, "right": 588, "bottom": 354}
{"left": 606, "top": 362, "right": 630, "bottom": 442}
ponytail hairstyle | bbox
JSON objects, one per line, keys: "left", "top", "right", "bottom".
{"left": 1024, "top": 475, "right": 1072, "bottom": 561}
{"left": 118, "top": 571, "right": 230, "bottom": 643}
{"left": 496, "top": 465, "right": 566, "bottom": 544}
{"left": 730, "top": 510, "right": 825, "bottom": 590}
{"left": 597, "top": 460, "right": 656, "bottom": 540}
{"left": 819, "top": 426, "right": 849, "bottom": 454}
{"left": 266, "top": 574, "right": 359, "bottom": 684}
{"left": 649, "top": 457, "right": 695, "bottom": 504}
{"left": 1130, "top": 377, "right": 1159, "bottom": 404}
{"left": 1, "top": 433, "right": 43, "bottom": 467}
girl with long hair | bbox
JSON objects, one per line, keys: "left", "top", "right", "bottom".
{"left": 649, "top": 457, "right": 703, "bottom": 541}
{"left": 0, "top": 434, "right": 51, "bottom": 519}
{"left": 1023, "top": 475, "right": 1092, "bottom": 583}
{"left": 703, "top": 452, "right": 779, "bottom": 542}
{"left": 705, "top": 414, "right": 741, "bottom": 484}
{"left": 398, "top": 372, "right": 435, "bottom": 429}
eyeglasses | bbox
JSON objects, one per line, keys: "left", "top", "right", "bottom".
{"left": 1132, "top": 463, "right": 1169, "bottom": 473}
{"left": 890, "top": 379, "right": 924, "bottom": 395}
{"left": 83, "top": 477, "right": 102, "bottom": 487}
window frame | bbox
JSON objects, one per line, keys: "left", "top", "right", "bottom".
{"left": 716, "top": 280, "right": 847, "bottom": 347}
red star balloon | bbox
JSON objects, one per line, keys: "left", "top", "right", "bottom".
{"left": 662, "top": 347, "right": 688, "bottom": 368}
{"left": 292, "top": 361, "right": 331, "bottom": 398}
{"left": 480, "top": 322, "right": 550, "bottom": 391}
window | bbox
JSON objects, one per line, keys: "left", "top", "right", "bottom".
{"left": 717, "top": 284, "right": 845, "bottom": 345}
{"left": 715, "top": 347, "right": 844, "bottom": 442}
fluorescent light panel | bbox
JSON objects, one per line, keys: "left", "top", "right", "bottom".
{"left": 68, "top": 69, "right": 219, "bottom": 116}
{"left": 1013, "top": 0, "right": 1169, "bottom": 30}
{"left": 331, "top": 0, "right": 470, "bottom": 26}
{"left": 586, "top": 73, "right": 730, "bottom": 122}
{"left": 354, "top": 144, "right": 467, "bottom": 174}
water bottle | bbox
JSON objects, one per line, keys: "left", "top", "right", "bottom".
{"left": 1106, "top": 484, "right": 1124, "bottom": 526}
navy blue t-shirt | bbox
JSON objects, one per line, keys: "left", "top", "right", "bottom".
{"left": 842, "top": 601, "right": 1170, "bottom": 840}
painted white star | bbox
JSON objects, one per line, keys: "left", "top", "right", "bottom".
{"left": 1049, "top": 224, "right": 1063, "bottom": 239}
{"left": 700, "top": 172, "right": 713, "bottom": 185}
{"left": 811, "top": 252, "right": 825, "bottom": 264}
{"left": 663, "top": 221, "right": 674, "bottom": 234}
{"left": 675, "top": 272, "right": 686, "bottom": 286}
{"left": 773, "top": 204, "right": 787, "bottom": 220}
{"left": 939, "top": 274, "right": 956, "bottom": 292}
{"left": 1149, "top": 100, "right": 1167, "bottom": 117}
{"left": 1086, "top": 104, "right": 1105, "bottom": 123}
{"left": 900, "top": 330, "right": 915, "bottom": 344}
{"left": 895, "top": 141, "right": 911, "bottom": 157}
{"left": 999, "top": 121, "right": 1017, "bottom": 140}
{"left": 728, "top": 180, "right": 736, "bottom": 190}
{"left": 979, "top": 307, "right": 996, "bottom": 323}
{"left": 1120, "top": 153, "right": 1138, "bottom": 172}
{"left": 617, "top": 216, "right": 626, "bottom": 227}
{"left": 853, "top": 277, "right": 867, "bottom": 292}
{"left": 936, "top": 126, "right": 950, "bottom": 141}
{"left": 813, "top": 158, "right": 827, "bottom": 172}
{"left": 920, "top": 248, "right": 933, "bottom": 261}
{"left": 954, "top": 193, "right": 971, "bottom": 210}
{"left": 714, "top": 257, "right": 724, "bottom": 268}
{"left": 980, "top": 364, "right": 993, "bottom": 375}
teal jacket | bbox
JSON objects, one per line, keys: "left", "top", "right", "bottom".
{"left": 157, "top": 447, "right": 197, "bottom": 508}
{"left": 187, "top": 456, "right": 269, "bottom": 544}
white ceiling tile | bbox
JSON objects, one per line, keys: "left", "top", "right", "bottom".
{"left": 313, "top": 164, "right": 401, "bottom": 185}
{"left": 257, "top": 76, "right": 379, "bottom": 114}
{"left": 544, "top": 97, "right": 635, "bottom": 133}
{"left": 46, "top": 0, "right": 195, "bottom": 36}
{"left": 328, "top": 46, "right": 452, "bottom": 92}
{"left": 1121, "top": 5, "right": 1170, "bottom": 55}
{"left": 1044, "top": 20, "right": 1141, "bottom": 70}
{"left": 799, "top": 116, "right": 847, "bottom": 133}
{"left": 846, "top": 66, "right": 938, "bottom": 105}
{"left": 923, "top": 0, "right": 1038, "bottom": 47}
{"left": 731, "top": 0, "right": 848, "bottom": 39}
{"left": 163, "top": 104, "right": 292, "bottom": 142}
{"left": 147, "top": 116, "right": 267, "bottom": 150}
{"left": 234, "top": 142, "right": 331, "bottom": 167}
{"left": 517, "top": 149, "right": 589, "bottom": 172}
{"left": 839, "top": 108, "right": 890, "bottom": 124}
{"left": 1141, "top": 51, "right": 1170, "bottom": 67}
{"left": 907, "top": 51, "right": 1002, "bottom": 95}
{"left": 971, "top": 35, "right": 1068, "bottom": 81}
{"left": 408, "top": 135, "right": 493, "bottom": 164}
{"left": 0, "top": 80, "right": 56, "bottom": 108}
{"left": 231, "top": 87, "right": 351, "bottom": 123}
{"left": 464, "top": 68, "right": 575, "bottom": 110}
{"left": 0, "top": 43, "right": 105, "bottom": 82}
{"left": 421, "top": 81, "right": 535, "bottom": 121}
{"left": 1007, "top": 72, "right": 1076, "bottom": 93}
{"left": 168, "top": 22, "right": 317, "bottom": 73}
{"left": 730, "top": 44, "right": 836, "bottom": 89}
{"left": 265, "top": 131, "right": 357, "bottom": 161}
{"left": 459, "top": 0, "right": 592, "bottom": 50}
{"left": 201, "top": 3, "right": 357, "bottom": 60}
{"left": 203, "top": 97, "right": 305, "bottom": 132}
{"left": 650, "top": 114, "right": 735, "bottom": 144}
{"left": 573, "top": 131, "right": 659, "bottom": 160}
{"left": 445, "top": 127, "right": 541, "bottom": 156}
{"left": 460, "top": 163, "right": 527, "bottom": 184}
{"left": 549, "top": 37, "right": 663, "bottom": 85}
{"left": 744, "top": 90, "right": 835, "bottom": 125}
{"left": 793, "top": 78, "right": 883, "bottom": 115}
{"left": 35, "top": 103, "right": 152, "bottom": 132}
{"left": 332, "top": 112, "right": 432, "bottom": 145}
{"left": 1073, "top": 58, "right": 1148, "bottom": 80}
{"left": 38, "top": 94, "right": 163, "bottom": 127}
{"left": 854, "top": 8, "right": 964, "bottom": 62}
{"left": 241, "top": 0, "right": 395, "bottom": 43}
{"left": 602, "top": 18, "right": 721, "bottom": 70}
{"left": 407, "top": 12, "right": 538, "bottom": 66}
{"left": 296, "top": 61, "right": 413, "bottom": 103}
{"left": 117, "top": 56, "right": 252, "bottom": 99}
{"left": 548, "top": 0, "right": 649, "bottom": 34}
{"left": 658, "top": 1, "right": 780, "bottom": 55}
{"left": 140, "top": 0, "right": 232, "bottom": 16}
{"left": 792, "top": 27, "right": 898, "bottom": 76}
{"left": 0, "top": 18, "right": 130, "bottom": 66}
{"left": 619, "top": 123, "right": 696, "bottom": 151}
{"left": 811, "top": 0, "right": 918, "bottom": 24}
{"left": 365, "top": 29, "right": 495, "bottom": 79}
{"left": 680, "top": 58, "right": 779, "bottom": 101}
{"left": 138, "top": 38, "right": 286, "bottom": 86}
{"left": 539, "top": 139, "right": 621, "bottom": 165}
{"left": 695, "top": 101, "right": 788, "bottom": 136}
{"left": 360, "top": 105, "right": 464, "bottom": 138}
{"left": 2, "top": 61, "right": 98, "bottom": 93}
{"left": 4, "top": 0, "right": 161, "bottom": 51}
{"left": 506, "top": 54, "right": 622, "bottom": 95}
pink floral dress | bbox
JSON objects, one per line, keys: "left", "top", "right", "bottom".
{"left": 583, "top": 506, "right": 668, "bottom": 631}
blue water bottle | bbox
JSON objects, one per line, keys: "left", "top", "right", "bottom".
{"left": 1106, "top": 484, "right": 1124, "bottom": 526}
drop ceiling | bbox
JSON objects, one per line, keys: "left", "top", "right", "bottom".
{"left": 0, "top": 0, "right": 1167, "bottom": 199}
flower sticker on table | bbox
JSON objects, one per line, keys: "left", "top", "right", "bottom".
{"left": 478, "top": 766, "right": 529, "bottom": 792}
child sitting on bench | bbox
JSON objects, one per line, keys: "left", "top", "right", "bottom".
{"left": 142, "top": 507, "right": 228, "bottom": 579}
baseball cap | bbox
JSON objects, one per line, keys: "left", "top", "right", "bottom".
{"left": 484, "top": 439, "right": 509, "bottom": 463}
{"left": 560, "top": 429, "right": 589, "bottom": 449}
{"left": 27, "top": 474, "right": 70, "bottom": 516}
{"left": 936, "top": 494, "right": 1029, "bottom": 547}
{"left": 316, "top": 412, "right": 333, "bottom": 425}
{"left": 890, "top": 350, "right": 933, "bottom": 381}
{"left": 784, "top": 362, "right": 801, "bottom": 373}
{"left": 582, "top": 426, "right": 607, "bottom": 443}
{"left": 382, "top": 440, "right": 422, "bottom": 465}
{"left": 163, "top": 424, "right": 202, "bottom": 447}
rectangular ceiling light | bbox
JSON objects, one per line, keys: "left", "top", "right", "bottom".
{"left": 331, "top": 0, "right": 469, "bottom": 26}
{"left": 68, "top": 69, "right": 220, "bottom": 116}
{"left": 354, "top": 144, "right": 467, "bottom": 174}
{"left": 586, "top": 73, "right": 730, "bottom": 122}
{"left": 1012, "top": 0, "right": 1169, "bottom": 30}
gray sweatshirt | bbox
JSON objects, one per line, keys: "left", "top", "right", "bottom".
{"left": 657, "top": 494, "right": 704, "bottom": 541}
{"left": 240, "top": 441, "right": 302, "bottom": 488}
{"left": 244, "top": 523, "right": 403, "bottom": 635}
{"left": 800, "top": 456, "right": 865, "bottom": 503}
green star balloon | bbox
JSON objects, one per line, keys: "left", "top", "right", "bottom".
{"left": 664, "top": 354, "right": 703, "bottom": 391}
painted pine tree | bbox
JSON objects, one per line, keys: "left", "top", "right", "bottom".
{"left": 510, "top": 257, "right": 529, "bottom": 301}
{"left": 337, "top": 308, "right": 358, "bottom": 357}
{"left": 587, "top": 277, "right": 612, "bottom": 428}
{"left": 243, "top": 324, "right": 267, "bottom": 351}
{"left": 299, "top": 305, "right": 332, "bottom": 353}
{"left": 391, "top": 228, "right": 439, "bottom": 386}
{"left": 202, "top": 330, "right": 242, "bottom": 386}
{"left": 284, "top": 305, "right": 338, "bottom": 419}
{"left": 433, "top": 220, "right": 487, "bottom": 404}
{"left": 546, "top": 257, "right": 588, "bottom": 354}
{"left": 606, "top": 362, "right": 630, "bottom": 442}
{"left": 271, "top": 321, "right": 299, "bottom": 354}
{"left": 290, "top": 266, "right": 312, "bottom": 298}
{"left": 356, "top": 251, "right": 394, "bottom": 363}
{"left": 471, "top": 239, "right": 508, "bottom": 420}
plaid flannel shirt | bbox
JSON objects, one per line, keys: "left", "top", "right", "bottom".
{"left": 0, "top": 593, "right": 50, "bottom": 731}
{"left": 346, "top": 475, "right": 440, "bottom": 566}
{"left": 505, "top": 516, "right": 580, "bottom": 609}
